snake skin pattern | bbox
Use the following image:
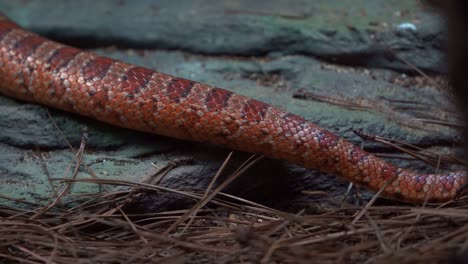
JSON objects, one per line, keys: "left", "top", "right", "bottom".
{"left": 0, "top": 13, "right": 464, "bottom": 203}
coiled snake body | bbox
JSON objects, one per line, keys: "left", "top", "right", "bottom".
{"left": 0, "top": 13, "right": 464, "bottom": 203}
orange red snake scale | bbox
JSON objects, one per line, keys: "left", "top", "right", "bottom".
{"left": 0, "top": 13, "right": 465, "bottom": 203}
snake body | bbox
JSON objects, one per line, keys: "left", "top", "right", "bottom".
{"left": 0, "top": 13, "right": 464, "bottom": 203}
